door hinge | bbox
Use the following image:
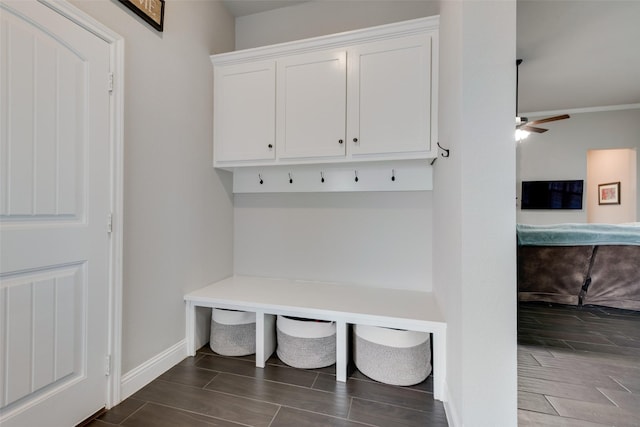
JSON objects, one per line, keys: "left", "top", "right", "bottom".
{"left": 105, "top": 355, "right": 112, "bottom": 376}
{"left": 107, "top": 213, "right": 113, "bottom": 234}
{"left": 108, "top": 72, "right": 114, "bottom": 93}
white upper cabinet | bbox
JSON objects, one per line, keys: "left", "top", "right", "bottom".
{"left": 277, "top": 50, "right": 347, "bottom": 159}
{"left": 211, "top": 16, "right": 439, "bottom": 169}
{"left": 214, "top": 61, "right": 276, "bottom": 163}
{"left": 347, "top": 34, "right": 434, "bottom": 157}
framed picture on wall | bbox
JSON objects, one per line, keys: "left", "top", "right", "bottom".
{"left": 598, "top": 182, "right": 621, "bottom": 205}
{"left": 118, "top": 0, "right": 165, "bottom": 32}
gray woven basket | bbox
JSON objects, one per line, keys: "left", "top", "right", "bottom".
{"left": 353, "top": 325, "right": 431, "bottom": 386}
{"left": 276, "top": 316, "right": 336, "bottom": 369}
{"left": 209, "top": 309, "right": 256, "bottom": 356}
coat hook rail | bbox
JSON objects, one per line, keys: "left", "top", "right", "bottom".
{"left": 437, "top": 142, "right": 450, "bottom": 158}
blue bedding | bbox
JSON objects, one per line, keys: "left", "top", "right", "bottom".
{"left": 516, "top": 223, "right": 640, "bottom": 246}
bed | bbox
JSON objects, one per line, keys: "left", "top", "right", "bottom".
{"left": 517, "top": 223, "right": 640, "bottom": 310}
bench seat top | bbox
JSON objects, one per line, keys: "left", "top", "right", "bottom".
{"left": 185, "top": 275, "right": 445, "bottom": 332}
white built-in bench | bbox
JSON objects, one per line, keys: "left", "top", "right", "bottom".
{"left": 184, "top": 275, "right": 447, "bottom": 401}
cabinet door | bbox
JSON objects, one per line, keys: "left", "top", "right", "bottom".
{"left": 277, "top": 50, "right": 346, "bottom": 159}
{"left": 347, "top": 34, "right": 434, "bottom": 156}
{"left": 214, "top": 61, "right": 276, "bottom": 164}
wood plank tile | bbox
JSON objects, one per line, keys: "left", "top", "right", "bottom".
{"left": 196, "top": 353, "right": 318, "bottom": 387}
{"left": 132, "top": 379, "right": 278, "bottom": 427}
{"left": 518, "top": 391, "right": 557, "bottom": 415}
{"left": 518, "top": 376, "right": 613, "bottom": 404}
{"left": 518, "top": 352, "right": 542, "bottom": 368}
{"left": 348, "top": 397, "right": 447, "bottom": 427}
{"left": 97, "top": 398, "right": 145, "bottom": 424}
{"left": 158, "top": 364, "right": 219, "bottom": 388}
{"left": 267, "top": 354, "right": 336, "bottom": 375}
{"left": 598, "top": 388, "right": 640, "bottom": 410}
{"left": 85, "top": 420, "right": 118, "bottom": 426}
{"left": 518, "top": 364, "right": 626, "bottom": 390}
{"left": 121, "top": 402, "right": 246, "bottom": 427}
{"left": 547, "top": 396, "right": 640, "bottom": 427}
{"left": 312, "top": 373, "right": 437, "bottom": 413}
{"left": 348, "top": 369, "right": 433, "bottom": 393}
{"left": 518, "top": 327, "right": 615, "bottom": 345}
{"left": 205, "top": 373, "right": 351, "bottom": 418}
{"left": 177, "top": 354, "right": 205, "bottom": 367}
{"left": 611, "top": 374, "right": 640, "bottom": 394}
{"left": 518, "top": 409, "right": 610, "bottom": 427}
{"left": 548, "top": 348, "right": 640, "bottom": 369}
{"left": 566, "top": 340, "right": 640, "bottom": 357}
{"left": 531, "top": 353, "right": 640, "bottom": 378}
{"left": 269, "top": 407, "right": 367, "bottom": 427}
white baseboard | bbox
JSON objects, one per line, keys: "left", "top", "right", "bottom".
{"left": 120, "top": 340, "right": 188, "bottom": 401}
{"left": 443, "top": 382, "right": 460, "bottom": 427}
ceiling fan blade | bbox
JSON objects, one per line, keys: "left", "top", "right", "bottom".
{"left": 521, "top": 125, "right": 548, "bottom": 133}
{"left": 528, "top": 114, "right": 570, "bottom": 125}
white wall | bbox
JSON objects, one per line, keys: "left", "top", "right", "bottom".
{"left": 233, "top": 2, "right": 440, "bottom": 291}
{"left": 587, "top": 148, "right": 637, "bottom": 223}
{"left": 234, "top": 192, "right": 432, "bottom": 290}
{"left": 435, "top": 1, "right": 517, "bottom": 425}
{"left": 235, "top": 0, "right": 439, "bottom": 49}
{"left": 516, "top": 108, "right": 640, "bottom": 224}
{"left": 71, "top": 0, "right": 235, "bottom": 373}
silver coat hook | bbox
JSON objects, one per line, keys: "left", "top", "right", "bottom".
{"left": 354, "top": 170, "right": 359, "bottom": 183}
{"left": 391, "top": 169, "right": 396, "bottom": 182}
{"left": 259, "top": 174, "right": 263, "bottom": 185}
{"left": 320, "top": 171, "right": 325, "bottom": 183}
{"left": 288, "top": 172, "right": 293, "bottom": 184}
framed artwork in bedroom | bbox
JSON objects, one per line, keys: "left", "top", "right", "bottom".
{"left": 598, "top": 182, "right": 621, "bottom": 205}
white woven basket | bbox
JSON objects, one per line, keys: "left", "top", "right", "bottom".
{"left": 353, "top": 324, "right": 431, "bottom": 386}
{"left": 276, "top": 315, "right": 336, "bottom": 369}
{"left": 209, "top": 309, "right": 256, "bottom": 356}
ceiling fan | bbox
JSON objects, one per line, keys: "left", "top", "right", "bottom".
{"left": 516, "top": 59, "right": 569, "bottom": 140}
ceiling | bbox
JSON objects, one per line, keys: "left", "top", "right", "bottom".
{"left": 517, "top": 0, "right": 640, "bottom": 114}
{"left": 222, "top": 0, "right": 640, "bottom": 115}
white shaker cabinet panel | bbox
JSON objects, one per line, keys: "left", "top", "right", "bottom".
{"left": 214, "top": 61, "right": 276, "bottom": 164}
{"left": 276, "top": 50, "right": 347, "bottom": 159}
{"left": 347, "top": 34, "right": 435, "bottom": 157}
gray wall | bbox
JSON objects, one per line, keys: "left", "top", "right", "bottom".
{"left": 435, "top": 1, "right": 517, "bottom": 424}
{"left": 233, "top": 2, "right": 439, "bottom": 291}
{"left": 516, "top": 108, "right": 640, "bottom": 224}
{"left": 237, "top": 0, "right": 518, "bottom": 424}
{"left": 235, "top": 0, "right": 439, "bottom": 49}
{"left": 71, "top": 0, "right": 235, "bottom": 373}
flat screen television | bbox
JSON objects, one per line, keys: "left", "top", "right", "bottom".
{"left": 521, "top": 180, "right": 584, "bottom": 210}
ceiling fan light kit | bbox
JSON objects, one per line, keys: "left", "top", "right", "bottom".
{"left": 515, "top": 59, "right": 570, "bottom": 141}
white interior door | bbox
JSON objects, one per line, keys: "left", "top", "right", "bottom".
{"left": 0, "top": 1, "right": 112, "bottom": 425}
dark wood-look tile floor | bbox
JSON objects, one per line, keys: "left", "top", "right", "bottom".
{"left": 518, "top": 302, "right": 640, "bottom": 426}
{"left": 89, "top": 346, "right": 447, "bottom": 426}
{"left": 91, "top": 302, "right": 640, "bottom": 426}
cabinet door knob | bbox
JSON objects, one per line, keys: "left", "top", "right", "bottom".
{"left": 338, "top": 139, "right": 343, "bottom": 144}
{"left": 353, "top": 137, "right": 358, "bottom": 143}
{"left": 268, "top": 144, "right": 273, "bottom": 149}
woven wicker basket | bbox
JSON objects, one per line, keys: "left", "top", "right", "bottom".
{"left": 276, "top": 315, "right": 336, "bottom": 369}
{"left": 353, "top": 325, "right": 431, "bottom": 386}
{"left": 209, "top": 309, "right": 256, "bottom": 356}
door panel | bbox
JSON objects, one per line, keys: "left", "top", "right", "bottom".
{"left": 348, "top": 35, "right": 432, "bottom": 156}
{"left": 0, "top": 1, "right": 111, "bottom": 425}
{"left": 214, "top": 61, "right": 276, "bottom": 163}
{"left": 277, "top": 50, "right": 346, "bottom": 159}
